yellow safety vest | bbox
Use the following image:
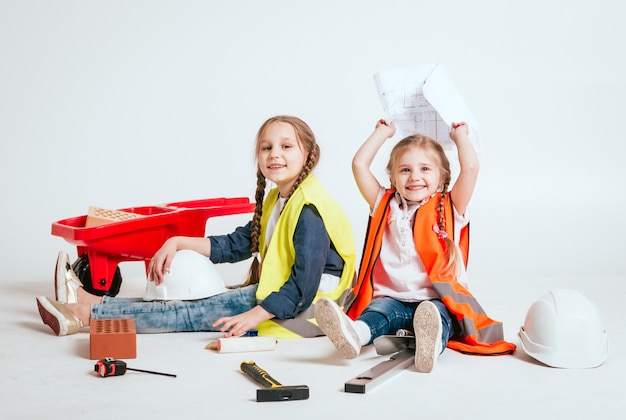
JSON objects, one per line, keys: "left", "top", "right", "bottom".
{"left": 256, "top": 174, "right": 357, "bottom": 338}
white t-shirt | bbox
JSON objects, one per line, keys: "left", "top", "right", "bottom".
{"left": 371, "top": 188, "right": 470, "bottom": 302}
{"left": 265, "top": 196, "right": 287, "bottom": 247}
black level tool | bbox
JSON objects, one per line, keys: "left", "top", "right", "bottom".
{"left": 94, "top": 357, "right": 177, "bottom": 378}
{"left": 240, "top": 361, "right": 309, "bottom": 402}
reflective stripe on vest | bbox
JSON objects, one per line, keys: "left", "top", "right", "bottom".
{"left": 258, "top": 286, "right": 355, "bottom": 339}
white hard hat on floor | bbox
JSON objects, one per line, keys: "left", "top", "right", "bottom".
{"left": 143, "top": 250, "right": 228, "bottom": 301}
{"left": 518, "top": 289, "right": 608, "bottom": 369}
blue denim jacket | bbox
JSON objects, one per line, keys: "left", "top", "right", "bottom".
{"left": 209, "top": 204, "right": 344, "bottom": 319}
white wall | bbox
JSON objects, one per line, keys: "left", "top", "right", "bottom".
{"left": 1, "top": 0, "right": 625, "bottom": 287}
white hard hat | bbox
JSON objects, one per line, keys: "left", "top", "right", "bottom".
{"left": 518, "top": 289, "right": 608, "bottom": 368}
{"left": 143, "top": 250, "right": 228, "bottom": 301}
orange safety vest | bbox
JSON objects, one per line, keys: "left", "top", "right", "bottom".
{"left": 347, "top": 190, "right": 516, "bottom": 355}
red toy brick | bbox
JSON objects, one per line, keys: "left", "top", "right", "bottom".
{"left": 90, "top": 318, "right": 137, "bottom": 360}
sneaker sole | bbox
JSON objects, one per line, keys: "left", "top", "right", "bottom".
{"left": 414, "top": 301, "right": 442, "bottom": 373}
{"left": 36, "top": 296, "right": 67, "bottom": 336}
{"left": 315, "top": 298, "right": 359, "bottom": 359}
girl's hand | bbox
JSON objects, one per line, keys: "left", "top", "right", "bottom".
{"left": 147, "top": 237, "right": 179, "bottom": 285}
{"left": 450, "top": 121, "right": 469, "bottom": 143}
{"left": 213, "top": 306, "right": 273, "bottom": 337}
{"left": 375, "top": 119, "right": 396, "bottom": 139}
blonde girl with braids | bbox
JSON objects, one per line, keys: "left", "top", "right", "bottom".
{"left": 315, "top": 118, "right": 480, "bottom": 372}
{"left": 37, "top": 116, "right": 356, "bottom": 339}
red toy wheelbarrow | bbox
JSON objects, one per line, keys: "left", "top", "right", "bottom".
{"left": 51, "top": 197, "right": 255, "bottom": 296}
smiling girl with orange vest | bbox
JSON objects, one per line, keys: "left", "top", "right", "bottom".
{"left": 315, "top": 119, "right": 515, "bottom": 373}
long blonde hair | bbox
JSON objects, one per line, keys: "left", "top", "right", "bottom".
{"left": 386, "top": 135, "right": 460, "bottom": 277}
{"left": 246, "top": 116, "right": 321, "bottom": 285}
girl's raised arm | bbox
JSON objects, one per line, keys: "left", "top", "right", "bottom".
{"left": 352, "top": 120, "right": 396, "bottom": 209}
{"left": 449, "top": 122, "right": 479, "bottom": 216}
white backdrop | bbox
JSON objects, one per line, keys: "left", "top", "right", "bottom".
{"left": 1, "top": 0, "right": 625, "bottom": 288}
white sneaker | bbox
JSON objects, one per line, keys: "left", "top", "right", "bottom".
{"left": 55, "top": 251, "right": 82, "bottom": 304}
{"left": 413, "top": 300, "right": 443, "bottom": 373}
{"left": 314, "top": 297, "right": 360, "bottom": 359}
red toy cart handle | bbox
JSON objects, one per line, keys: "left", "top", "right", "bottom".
{"left": 51, "top": 197, "right": 255, "bottom": 295}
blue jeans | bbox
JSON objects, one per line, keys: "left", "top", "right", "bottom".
{"left": 359, "top": 297, "right": 457, "bottom": 351}
{"left": 92, "top": 285, "right": 258, "bottom": 333}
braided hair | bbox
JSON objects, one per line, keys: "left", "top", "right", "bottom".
{"left": 246, "top": 116, "right": 321, "bottom": 285}
{"left": 386, "top": 135, "right": 460, "bottom": 277}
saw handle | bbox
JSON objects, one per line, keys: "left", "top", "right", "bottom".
{"left": 240, "top": 361, "right": 282, "bottom": 388}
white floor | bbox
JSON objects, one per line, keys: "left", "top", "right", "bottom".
{"left": 2, "top": 261, "right": 624, "bottom": 419}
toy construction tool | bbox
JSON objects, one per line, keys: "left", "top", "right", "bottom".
{"left": 344, "top": 348, "right": 414, "bottom": 394}
{"left": 344, "top": 332, "right": 416, "bottom": 394}
{"left": 372, "top": 330, "right": 415, "bottom": 355}
{"left": 240, "top": 361, "right": 309, "bottom": 402}
{"left": 94, "top": 357, "right": 176, "bottom": 378}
